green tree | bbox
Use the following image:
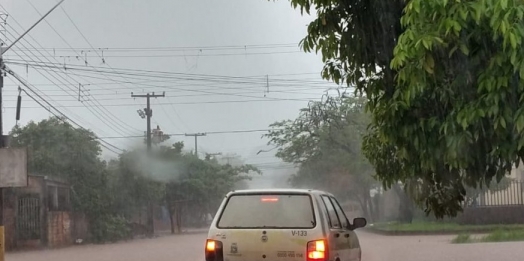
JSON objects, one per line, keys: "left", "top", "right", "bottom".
{"left": 265, "top": 95, "right": 379, "bottom": 220}
{"left": 162, "top": 146, "right": 260, "bottom": 230}
{"left": 282, "top": 0, "right": 524, "bottom": 218}
{"left": 9, "top": 117, "right": 126, "bottom": 242}
{"left": 113, "top": 141, "right": 261, "bottom": 234}
{"left": 110, "top": 150, "right": 166, "bottom": 221}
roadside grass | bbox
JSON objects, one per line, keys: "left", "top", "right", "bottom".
{"left": 451, "top": 234, "right": 473, "bottom": 244}
{"left": 480, "top": 229, "right": 524, "bottom": 242}
{"left": 451, "top": 229, "right": 524, "bottom": 244}
{"left": 372, "top": 221, "right": 524, "bottom": 233}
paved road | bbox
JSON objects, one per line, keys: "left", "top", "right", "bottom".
{"left": 6, "top": 231, "right": 524, "bottom": 261}
{"left": 359, "top": 231, "right": 524, "bottom": 261}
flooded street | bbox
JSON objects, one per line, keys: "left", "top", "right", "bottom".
{"left": 359, "top": 231, "right": 524, "bottom": 261}
{"left": 6, "top": 231, "right": 524, "bottom": 261}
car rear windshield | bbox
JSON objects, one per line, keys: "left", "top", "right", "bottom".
{"left": 217, "top": 194, "right": 315, "bottom": 229}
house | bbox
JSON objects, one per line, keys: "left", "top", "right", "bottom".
{"left": 3, "top": 175, "right": 85, "bottom": 250}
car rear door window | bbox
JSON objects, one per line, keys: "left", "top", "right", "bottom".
{"left": 330, "top": 197, "right": 349, "bottom": 229}
{"left": 321, "top": 195, "right": 341, "bottom": 229}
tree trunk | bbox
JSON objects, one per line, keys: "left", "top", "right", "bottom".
{"left": 168, "top": 205, "right": 175, "bottom": 234}
{"left": 392, "top": 184, "right": 414, "bottom": 223}
{"left": 147, "top": 202, "right": 155, "bottom": 237}
{"left": 176, "top": 203, "right": 182, "bottom": 233}
{"left": 356, "top": 194, "right": 371, "bottom": 221}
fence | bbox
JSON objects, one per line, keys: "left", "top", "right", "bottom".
{"left": 16, "top": 195, "right": 41, "bottom": 240}
{"left": 465, "top": 180, "right": 524, "bottom": 207}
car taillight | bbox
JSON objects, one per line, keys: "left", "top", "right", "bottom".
{"left": 307, "top": 239, "right": 327, "bottom": 261}
{"left": 205, "top": 239, "right": 223, "bottom": 261}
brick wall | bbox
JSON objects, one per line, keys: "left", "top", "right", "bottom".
{"left": 4, "top": 207, "right": 16, "bottom": 251}
{"left": 458, "top": 206, "right": 524, "bottom": 225}
{"left": 47, "top": 211, "right": 71, "bottom": 247}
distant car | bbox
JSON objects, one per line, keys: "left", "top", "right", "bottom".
{"left": 205, "top": 189, "right": 367, "bottom": 261}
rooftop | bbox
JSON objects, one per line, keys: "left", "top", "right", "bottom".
{"left": 228, "top": 188, "right": 332, "bottom": 196}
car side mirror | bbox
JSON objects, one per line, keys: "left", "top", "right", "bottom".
{"left": 351, "top": 217, "right": 367, "bottom": 230}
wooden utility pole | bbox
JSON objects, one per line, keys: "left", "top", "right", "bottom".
{"left": 131, "top": 91, "right": 165, "bottom": 237}
{"left": 0, "top": 1, "right": 64, "bottom": 258}
{"left": 185, "top": 133, "right": 206, "bottom": 158}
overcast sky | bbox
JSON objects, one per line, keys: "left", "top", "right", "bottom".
{"left": 1, "top": 0, "right": 333, "bottom": 187}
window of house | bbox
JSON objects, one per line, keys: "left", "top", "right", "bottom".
{"left": 48, "top": 185, "right": 70, "bottom": 211}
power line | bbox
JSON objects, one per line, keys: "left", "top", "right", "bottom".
{"left": 95, "top": 128, "right": 277, "bottom": 139}
{"left": 1, "top": 30, "right": 121, "bottom": 139}
{"left": 0, "top": 98, "right": 316, "bottom": 109}
{"left": 2, "top": 28, "right": 137, "bottom": 139}
{"left": 5, "top": 63, "right": 324, "bottom": 101}
{"left": 11, "top": 50, "right": 303, "bottom": 58}
{"left": 0, "top": 73, "right": 324, "bottom": 88}
{"left": 0, "top": 89, "right": 323, "bottom": 100}
{"left": 6, "top": 61, "right": 123, "bottom": 155}
{"left": 20, "top": 2, "right": 143, "bottom": 134}
{"left": 0, "top": 6, "right": 142, "bottom": 138}
{"left": 10, "top": 43, "right": 299, "bottom": 52}
{"left": 3, "top": 60, "right": 331, "bottom": 85}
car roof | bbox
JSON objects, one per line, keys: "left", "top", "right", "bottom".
{"left": 227, "top": 188, "right": 333, "bottom": 197}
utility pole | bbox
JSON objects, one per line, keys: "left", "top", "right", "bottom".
{"left": 132, "top": 92, "right": 165, "bottom": 151}
{"left": 131, "top": 91, "right": 165, "bottom": 237}
{"left": 0, "top": 28, "right": 4, "bottom": 261}
{"left": 185, "top": 133, "right": 206, "bottom": 158}
{"left": 0, "top": 2, "right": 64, "bottom": 259}
{"left": 222, "top": 155, "right": 236, "bottom": 165}
{"left": 205, "top": 152, "right": 222, "bottom": 161}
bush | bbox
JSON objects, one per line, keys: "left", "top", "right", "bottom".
{"left": 90, "top": 215, "right": 132, "bottom": 243}
{"left": 451, "top": 234, "right": 472, "bottom": 244}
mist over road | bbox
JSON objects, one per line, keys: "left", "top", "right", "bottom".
{"left": 6, "top": 231, "right": 524, "bottom": 261}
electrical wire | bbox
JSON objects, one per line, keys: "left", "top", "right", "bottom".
{"left": 6, "top": 62, "right": 323, "bottom": 102}
{"left": 21, "top": 2, "right": 143, "bottom": 133}
{"left": 95, "top": 128, "right": 278, "bottom": 139}
{"left": 12, "top": 50, "right": 304, "bottom": 58}
{"left": 1, "top": 98, "right": 316, "bottom": 109}
{"left": 3, "top": 59, "right": 331, "bottom": 85}
{"left": 6, "top": 68, "right": 123, "bottom": 154}
{"left": 3, "top": 29, "right": 137, "bottom": 139}
{"left": 11, "top": 43, "right": 300, "bottom": 52}
{"left": 0, "top": 6, "right": 142, "bottom": 137}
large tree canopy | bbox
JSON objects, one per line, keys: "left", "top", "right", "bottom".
{"left": 266, "top": 95, "right": 379, "bottom": 219}
{"left": 9, "top": 117, "right": 118, "bottom": 241}
{"left": 110, "top": 141, "right": 260, "bottom": 231}
{"left": 10, "top": 117, "right": 109, "bottom": 214}
{"left": 284, "top": 0, "right": 524, "bottom": 217}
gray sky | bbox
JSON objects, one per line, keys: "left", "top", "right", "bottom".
{"left": 1, "top": 0, "right": 334, "bottom": 187}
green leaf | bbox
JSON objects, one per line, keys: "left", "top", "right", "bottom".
{"left": 500, "top": 0, "right": 508, "bottom": 10}
{"left": 448, "top": 46, "right": 458, "bottom": 58}
{"left": 500, "top": 117, "right": 507, "bottom": 129}
{"left": 510, "top": 33, "right": 517, "bottom": 49}
{"left": 519, "top": 136, "right": 524, "bottom": 150}
{"left": 413, "top": 0, "right": 420, "bottom": 13}
{"left": 500, "top": 20, "right": 507, "bottom": 34}
{"left": 424, "top": 54, "right": 435, "bottom": 74}
{"left": 517, "top": 115, "right": 524, "bottom": 133}
{"left": 459, "top": 44, "right": 470, "bottom": 55}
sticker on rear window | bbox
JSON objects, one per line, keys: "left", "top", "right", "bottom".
{"left": 291, "top": 230, "right": 307, "bottom": 236}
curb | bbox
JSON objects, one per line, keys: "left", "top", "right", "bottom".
{"left": 363, "top": 227, "right": 495, "bottom": 236}
{"left": 154, "top": 229, "right": 209, "bottom": 237}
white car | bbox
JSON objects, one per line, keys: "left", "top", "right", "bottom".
{"left": 205, "top": 189, "right": 367, "bottom": 261}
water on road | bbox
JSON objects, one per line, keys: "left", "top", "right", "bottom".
{"left": 6, "top": 231, "right": 524, "bottom": 261}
